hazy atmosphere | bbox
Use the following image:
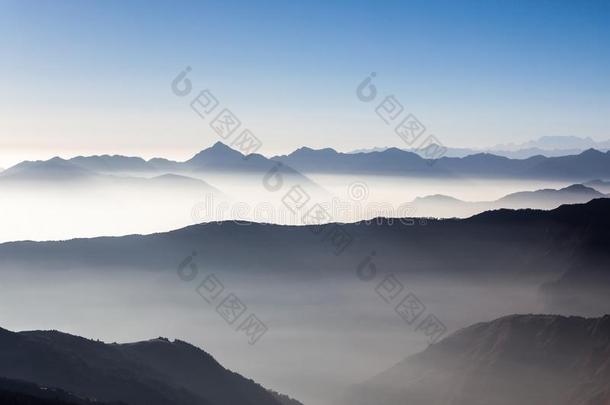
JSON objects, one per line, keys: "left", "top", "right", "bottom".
{"left": 1, "top": 1, "right": 609, "bottom": 405}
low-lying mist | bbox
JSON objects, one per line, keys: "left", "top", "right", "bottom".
{"left": 0, "top": 173, "right": 571, "bottom": 242}
{"left": 0, "top": 264, "right": 545, "bottom": 405}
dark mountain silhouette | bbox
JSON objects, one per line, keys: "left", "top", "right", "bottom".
{"left": 344, "top": 314, "right": 610, "bottom": 405}
{"left": 520, "top": 148, "right": 610, "bottom": 179}
{"left": 411, "top": 184, "right": 607, "bottom": 217}
{"left": 436, "top": 152, "right": 545, "bottom": 176}
{"left": 5, "top": 143, "right": 610, "bottom": 181}
{"left": 498, "top": 183, "right": 604, "bottom": 204}
{"left": 437, "top": 149, "right": 610, "bottom": 180}
{"left": 0, "top": 143, "right": 285, "bottom": 177}
{"left": 1, "top": 199, "right": 609, "bottom": 314}
{"left": 275, "top": 146, "right": 610, "bottom": 180}
{"left": 0, "top": 327, "right": 300, "bottom": 405}
{"left": 0, "top": 377, "right": 124, "bottom": 405}
{"left": 185, "top": 142, "right": 271, "bottom": 172}
{"left": 0, "top": 143, "right": 317, "bottom": 194}
{"left": 64, "top": 142, "right": 304, "bottom": 175}
{"left": 273, "top": 146, "right": 450, "bottom": 176}
{"left": 267, "top": 390, "right": 303, "bottom": 405}
{"left": 147, "top": 142, "right": 283, "bottom": 174}
{"left": 183, "top": 143, "right": 316, "bottom": 189}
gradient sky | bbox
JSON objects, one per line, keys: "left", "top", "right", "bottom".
{"left": 1, "top": 0, "right": 609, "bottom": 167}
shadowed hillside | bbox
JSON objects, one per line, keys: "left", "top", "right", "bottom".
{"left": 0, "top": 377, "right": 124, "bottom": 405}
{"left": 343, "top": 314, "right": 610, "bottom": 405}
{"left": 0, "top": 327, "right": 300, "bottom": 405}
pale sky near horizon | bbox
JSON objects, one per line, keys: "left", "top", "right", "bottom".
{"left": 1, "top": 0, "right": 610, "bottom": 168}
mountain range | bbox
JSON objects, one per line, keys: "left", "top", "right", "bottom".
{"left": 275, "top": 147, "right": 610, "bottom": 180}
{"left": 2, "top": 199, "right": 610, "bottom": 315}
{"left": 0, "top": 157, "right": 221, "bottom": 199}
{"left": 344, "top": 314, "right": 610, "bottom": 405}
{"left": 0, "top": 143, "right": 319, "bottom": 200}
{"left": 0, "top": 157, "right": 97, "bottom": 182}
{"left": 410, "top": 183, "right": 607, "bottom": 217}
{"left": 3, "top": 140, "right": 610, "bottom": 182}
{"left": 352, "top": 136, "right": 610, "bottom": 159}
{"left": 2, "top": 314, "right": 609, "bottom": 405}
{"left": 495, "top": 135, "right": 610, "bottom": 153}
{"left": 0, "top": 143, "right": 300, "bottom": 178}
{"left": 0, "top": 326, "right": 301, "bottom": 405}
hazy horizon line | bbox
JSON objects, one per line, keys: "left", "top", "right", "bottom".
{"left": 3, "top": 136, "right": 610, "bottom": 170}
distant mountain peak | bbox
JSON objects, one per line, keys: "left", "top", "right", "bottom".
{"left": 579, "top": 148, "right": 605, "bottom": 156}
{"left": 559, "top": 183, "right": 597, "bottom": 193}
{"left": 210, "top": 141, "right": 235, "bottom": 151}
{"left": 291, "top": 146, "right": 339, "bottom": 156}
{"left": 189, "top": 142, "right": 244, "bottom": 161}
{"left": 414, "top": 194, "right": 464, "bottom": 203}
{"left": 383, "top": 146, "right": 408, "bottom": 154}
{"left": 48, "top": 156, "right": 68, "bottom": 163}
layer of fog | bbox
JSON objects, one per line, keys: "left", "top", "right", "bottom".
{"left": 0, "top": 265, "right": 545, "bottom": 405}
{"left": 0, "top": 173, "right": 571, "bottom": 242}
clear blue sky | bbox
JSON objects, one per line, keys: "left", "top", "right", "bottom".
{"left": 1, "top": 0, "right": 609, "bottom": 166}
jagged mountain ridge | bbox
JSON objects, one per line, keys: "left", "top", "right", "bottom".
{"left": 274, "top": 146, "right": 610, "bottom": 180}
{"left": 4, "top": 142, "right": 610, "bottom": 181}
